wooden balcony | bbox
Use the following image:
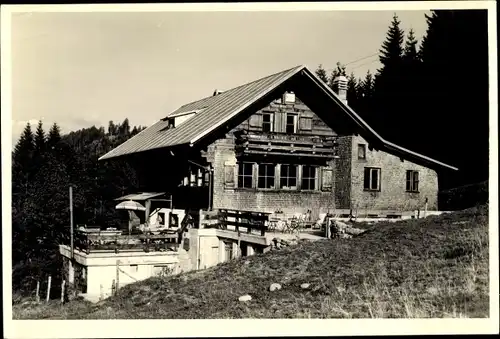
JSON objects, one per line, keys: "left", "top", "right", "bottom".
{"left": 234, "top": 131, "right": 339, "bottom": 159}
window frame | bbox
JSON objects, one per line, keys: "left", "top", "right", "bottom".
{"left": 358, "top": 144, "right": 367, "bottom": 160}
{"left": 237, "top": 162, "right": 254, "bottom": 189}
{"left": 406, "top": 170, "right": 420, "bottom": 193}
{"left": 257, "top": 163, "right": 276, "bottom": 189}
{"left": 279, "top": 164, "right": 298, "bottom": 190}
{"left": 285, "top": 113, "right": 298, "bottom": 134}
{"left": 363, "top": 167, "right": 381, "bottom": 191}
{"left": 301, "top": 165, "right": 317, "bottom": 191}
{"left": 261, "top": 113, "right": 274, "bottom": 133}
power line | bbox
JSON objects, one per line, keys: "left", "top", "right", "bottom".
{"left": 351, "top": 58, "right": 380, "bottom": 71}
{"left": 321, "top": 52, "right": 380, "bottom": 73}
{"left": 345, "top": 52, "right": 380, "bottom": 66}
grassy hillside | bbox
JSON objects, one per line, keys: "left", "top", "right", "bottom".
{"left": 13, "top": 205, "right": 489, "bottom": 319}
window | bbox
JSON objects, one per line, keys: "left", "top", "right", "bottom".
{"left": 262, "top": 113, "right": 273, "bottom": 133}
{"left": 237, "top": 162, "right": 253, "bottom": 188}
{"left": 301, "top": 165, "right": 317, "bottom": 190}
{"left": 258, "top": 164, "right": 275, "bottom": 189}
{"left": 280, "top": 164, "right": 297, "bottom": 189}
{"left": 406, "top": 170, "right": 419, "bottom": 192}
{"left": 364, "top": 167, "right": 381, "bottom": 191}
{"left": 286, "top": 114, "right": 297, "bottom": 134}
{"left": 358, "top": 144, "right": 366, "bottom": 160}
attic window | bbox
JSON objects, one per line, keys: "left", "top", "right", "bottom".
{"left": 167, "top": 118, "right": 175, "bottom": 129}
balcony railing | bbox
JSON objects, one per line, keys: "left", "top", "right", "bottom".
{"left": 68, "top": 229, "right": 180, "bottom": 254}
{"left": 234, "top": 131, "right": 338, "bottom": 158}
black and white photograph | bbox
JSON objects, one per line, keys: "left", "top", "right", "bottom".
{"left": 2, "top": 1, "right": 498, "bottom": 337}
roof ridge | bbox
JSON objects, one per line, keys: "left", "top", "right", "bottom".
{"left": 172, "top": 65, "right": 304, "bottom": 113}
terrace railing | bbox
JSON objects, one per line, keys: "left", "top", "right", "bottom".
{"left": 216, "top": 209, "right": 270, "bottom": 236}
{"left": 71, "top": 229, "right": 179, "bottom": 254}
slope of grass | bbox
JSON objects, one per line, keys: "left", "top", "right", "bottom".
{"left": 13, "top": 205, "right": 489, "bottom": 319}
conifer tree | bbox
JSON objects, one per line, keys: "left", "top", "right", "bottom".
{"left": 315, "top": 64, "right": 328, "bottom": 84}
{"left": 47, "top": 122, "right": 61, "bottom": 150}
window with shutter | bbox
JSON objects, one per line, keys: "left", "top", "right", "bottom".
{"left": 321, "top": 168, "right": 333, "bottom": 191}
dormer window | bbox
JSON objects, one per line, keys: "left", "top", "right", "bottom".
{"left": 164, "top": 108, "right": 204, "bottom": 129}
{"left": 167, "top": 118, "right": 175, "bottom": 129}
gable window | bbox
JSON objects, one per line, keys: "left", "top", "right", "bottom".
{"left": 258, "top": 164, "right": 275, "bottom": 189}
{"left": 262, "top": 113, "right": 274, "bottom": 133}
{"left": 358, "top": 144, "right": 366, "bottom": 160}
{"left": 406, "top": 170, "right": 419, "bottom": 192}
{"left": 301, "top": 165, "right": 317, "bottom": 190}
{"left": 364, "top": 167, "right": 381, "bottom": 191}
{"left": 237, "top": 162, "right": 253, "bottom": 188}
{"left": 280, "top": 164, "right": 297, "bottom": 189}
{"left": 286, "top": 114, "right": 297, "bottom": 134}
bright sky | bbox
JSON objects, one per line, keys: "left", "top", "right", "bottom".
{"left": 10, "top": 9, "right": 429, "bottom": 144}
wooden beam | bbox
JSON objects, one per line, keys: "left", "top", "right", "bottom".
{"left": 241, "top": 150, "right": 336, "bottom": 159}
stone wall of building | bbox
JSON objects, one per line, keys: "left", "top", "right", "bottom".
{"left": 349, "top": 135, "right": 438, "bottom": 212}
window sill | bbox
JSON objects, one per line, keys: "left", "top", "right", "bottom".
{"left": 406, "top": 191, "right": 420, "bottom": 194}
{"left": 363, "top": 189, "right": 381, "bottom": 192}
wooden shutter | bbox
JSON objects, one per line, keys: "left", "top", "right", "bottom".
{"left": 274, "top": 112, "right": 284, "bottom": 133}
{"left": 224, "top": 164, "right": 235, "bottom": 188}
{"left": 321, "top": 168, "right": 333, "bottom": 191}
{"left": 299, "top": 117, "right": 312, "bottom": 131}
{"left": 248, "top": 114, "right": 263, "bottom": 130}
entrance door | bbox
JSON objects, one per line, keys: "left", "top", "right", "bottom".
{"left": 224, "top": 241, "right": 233, "bottom": 262}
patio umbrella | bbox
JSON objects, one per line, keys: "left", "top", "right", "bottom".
{"left": 115, "top": 200, "right": 146, "bottom": 211}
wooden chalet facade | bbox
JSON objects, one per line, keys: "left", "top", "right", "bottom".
{"left": 99, "top": 65, "right": 458, "bottom": 219}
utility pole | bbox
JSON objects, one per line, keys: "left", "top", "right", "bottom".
{"left": 69, "top": 186, "right": 74, "bottom": 259}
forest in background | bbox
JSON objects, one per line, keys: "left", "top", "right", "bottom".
{"left": 10, "top": 10, "right": 490, "bottom": 297}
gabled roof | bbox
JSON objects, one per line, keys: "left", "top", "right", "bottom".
{"left": 99, "top": 65, "right": 304, "bottom": 161}
{"left": 99, "top": 65, "right": 458, "bottom": 171}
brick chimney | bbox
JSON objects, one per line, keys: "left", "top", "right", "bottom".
{"left": 332, "top": 75, "right": 348, "bottom": 106}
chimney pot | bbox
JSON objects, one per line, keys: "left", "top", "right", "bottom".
{"left": 333, "top": 76, "right": 348, "bottom": 106}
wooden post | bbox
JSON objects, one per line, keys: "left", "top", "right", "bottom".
{"left": 100, "top": 284, "right": 104, "bottom": 301}
{"left": 46, "top": 276, "right": 52, "bottom": 303}
{"left": 115, "top": 260, "right": 120, "bottom": 294}
{"left": 35, "top": 281, "right": 40, "bottom": 303}
{"left": 424, "top": 198, "right": 428, "bottom": 218}
{"left": 61, "top": 280, "right": 66, "bottom": 303}
{"left": 70, "top": 186, "right": 74, "bottom": 259}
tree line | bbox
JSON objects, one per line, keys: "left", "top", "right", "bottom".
{"left": 314, "top": 10, "right": 489, "bottom": 190}
{"left": 11, "top": 119, "right": 146, "bottom": 295}
{"left": 11, "top": 10, "right": 489, "bottom": 297}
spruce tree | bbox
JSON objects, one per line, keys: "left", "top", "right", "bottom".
{"left": 378, "top": 13, "right": 405, "bottom": 71}
{"left": 346, "top": 72, "right": 360, "bottom": 110}
{"left": 418, "top": 10, "right": 488, "bottom": 188}
{"left": 315, "top": 64, "right": 328, "bottom": 84}
{"left": 34, "top": 120, "right": 46, "bottom": 153}
{"left": 372, "top": 13, "right": 405, "bottom": 139}
{"left": 47, "top": 122, "right": 61, "bottom": 150}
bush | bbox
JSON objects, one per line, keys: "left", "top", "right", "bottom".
{"left": 439, "top": 181, "right": 488, "bottom": 211}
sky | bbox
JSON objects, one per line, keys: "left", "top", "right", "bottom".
{"left": 10, "top": 9, "right": 430, "bottom": 145}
